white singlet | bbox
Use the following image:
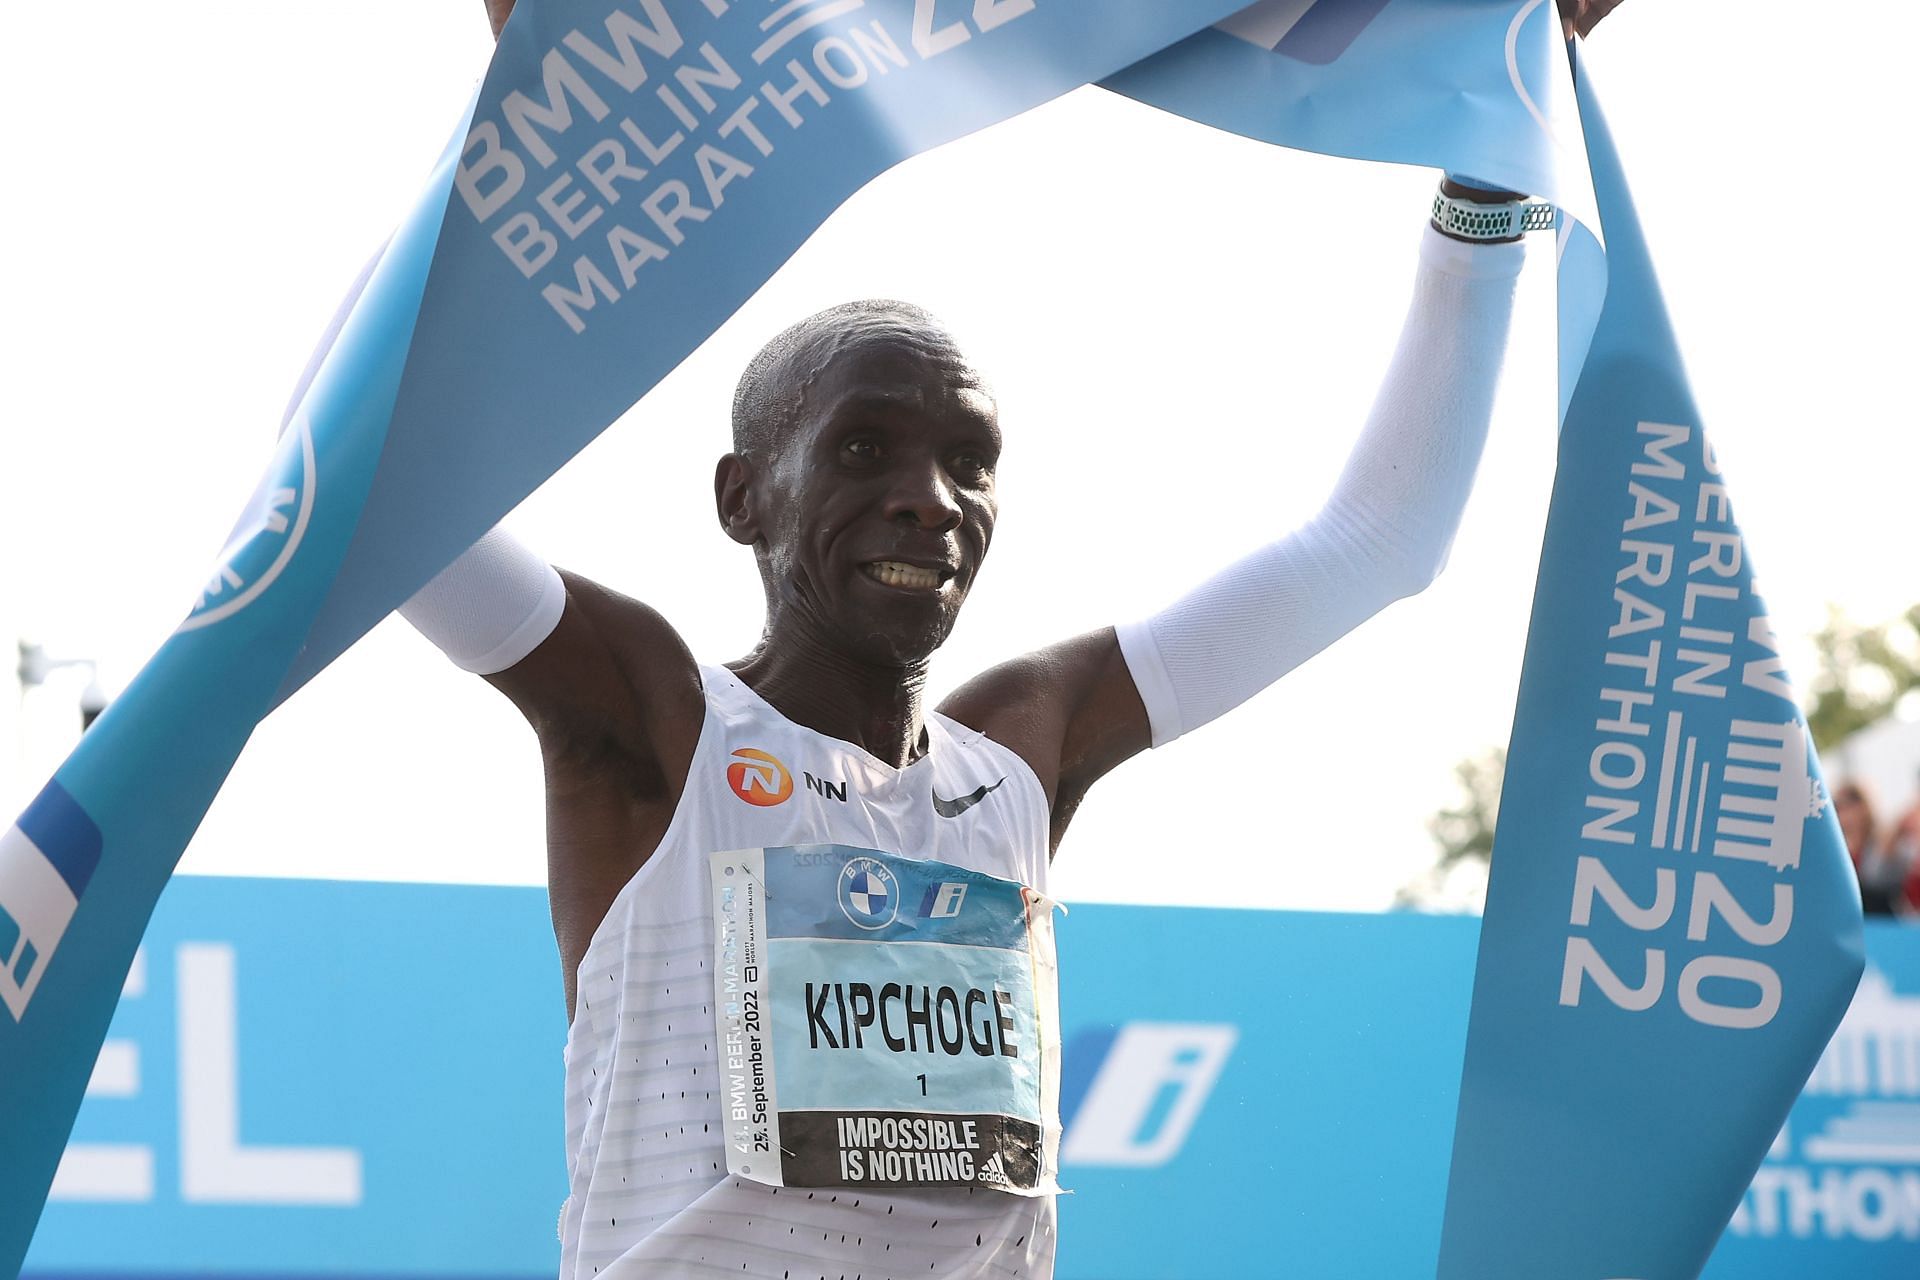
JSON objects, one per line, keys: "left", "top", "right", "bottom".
{"left": 561, "top": 665, "right": 1057, "bottom": 1279}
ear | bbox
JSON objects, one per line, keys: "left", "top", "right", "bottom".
{"left": 714, "top": 453, "right": 760, "bottom": 546}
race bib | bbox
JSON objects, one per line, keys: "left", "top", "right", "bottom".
{"left": 708, "top": 845, "right": 1062, "bottom": 1196}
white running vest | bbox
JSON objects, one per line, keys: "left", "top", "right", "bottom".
{"left": 561, "top": 665, "right": 1057, "bottom": 1279}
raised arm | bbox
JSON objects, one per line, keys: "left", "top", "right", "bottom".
{"left": 942, "top": 184, "right": 1529, "bottom": 850}
{"left": 276, "top": 90, "right": 701, "bottom": 1002}
{"left": 484, "top": 0, "right": 515, "bottom": 39}
{"left": 397, "top": 531, "right": 706, "bottom": 1019}
{"left": 396, "top": 531, "right": 699, "bottom": 757}
{"left": 277, "top": 223, "right": 701, "bottom": 764}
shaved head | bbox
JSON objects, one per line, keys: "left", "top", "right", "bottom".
{"left": 731, "top": 299, "right": 986, "bottom": 464}
{"left": 714, "top": 298, "right": 1003, "bottom": 668}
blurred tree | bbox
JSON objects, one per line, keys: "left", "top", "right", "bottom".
{"left": 1402, "top": 603, "right": 1920, "bottom": 910}
{"left": 1427, "top": 746, "right": 1505, "bottom": 870}
{"left": 1805, "top": 604, "right": 1920, "bottom": 751}
{"left": 1395, "top": 746, "right": 1503, "bottom": 910}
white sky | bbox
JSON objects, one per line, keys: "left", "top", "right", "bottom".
{"left": 2, "top": 3, "right": 1915, "bottom": 914}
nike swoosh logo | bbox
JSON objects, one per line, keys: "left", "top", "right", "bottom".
{"left": 932, "top": 777, "right": 1006, "bottom": 819}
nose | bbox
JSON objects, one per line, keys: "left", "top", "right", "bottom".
{"left": 882, "top": 455, "right": 963, "bottom": 533}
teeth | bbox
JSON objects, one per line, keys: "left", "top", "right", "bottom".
{"left": 865, "top": 561, "right": 942, "bottom": 589}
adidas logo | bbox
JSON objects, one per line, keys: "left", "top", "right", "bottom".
{"left": 977, "top": 1151, "right": 1014, "bottom": 1189}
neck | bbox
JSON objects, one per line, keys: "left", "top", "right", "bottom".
{"left": 728, "top": 626, "right": 933, "bottom": 769}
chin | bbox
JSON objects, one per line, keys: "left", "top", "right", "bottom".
{"left": 843, "top": 607, "right": 960, "bottom": 668}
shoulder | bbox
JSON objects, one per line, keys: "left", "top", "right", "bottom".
{"left": 937, "top": 627, "right": 1146, "bottom": 811}
{"left": 936, "top": 649, "right": 1067, "bottom": 794}
{"left": 555, "top": 571, "right": 693, "bottom": 676}
{"left": 488, "top": 570, "right": 706, "bottom": 782}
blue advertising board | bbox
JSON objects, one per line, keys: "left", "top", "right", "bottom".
{"left": 21, "top": 877, "right": 1916, "bottom": 1276}
{"left": 20, "top": 878, "right": 567, "bottom": 1276}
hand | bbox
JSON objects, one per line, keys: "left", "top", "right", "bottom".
{"left": 1442, "top": 177, "right": 1526, "bottom": 203}
{"left": 1558, "top": 0, "right": 1626, "bottom": 39}
{"left": 484, "top": 0, "right": 515, "bottom": 39}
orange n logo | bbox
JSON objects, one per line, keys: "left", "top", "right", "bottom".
{"left": 726, "top": 747, "right": 793, "bottom": 807}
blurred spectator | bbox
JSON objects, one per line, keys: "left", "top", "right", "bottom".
{"left": 1835, "top": 779, "right": 1907, "bottom": 916}
{"left": 1893, "top": 774, "right": 1920, "bottom": 915}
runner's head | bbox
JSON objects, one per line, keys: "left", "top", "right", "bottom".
{"left": 717, "top": 300, "right": 1000, "bottom": 666}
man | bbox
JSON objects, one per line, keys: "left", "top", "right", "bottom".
{"left": 382, "top": 3, "right": 1612, "bottom": 1274}
{"left": 404, "top": 221, "right": 1523, "bottom": 1276}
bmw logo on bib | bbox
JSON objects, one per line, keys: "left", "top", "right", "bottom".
{"left": 837, "top": 857, "right": 899, "bottom": 930}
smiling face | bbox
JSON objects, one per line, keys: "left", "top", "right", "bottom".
{"left": 718, "top": 301, "right": 1001, "bottom": 667}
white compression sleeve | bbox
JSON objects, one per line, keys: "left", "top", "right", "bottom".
{"left": 398, "top": 527, "right": 567, "bottom": 675}
{"left": 1114, "top": 224, "right": 1525, "bottom": 747}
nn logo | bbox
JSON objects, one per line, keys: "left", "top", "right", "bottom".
{"left": 804, "top": 771, "right": 847, "bottom": 803}
{"left": 1059, "top": 1023, "right": 1237, "bottom": 1167}
{"left": 726, "top": 748, "right": 793, "bottom": 807}
{"left": 0, "top": 781, "right": 103, "bottom": 1021}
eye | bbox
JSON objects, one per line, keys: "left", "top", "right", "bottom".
{"left": 842, "top": 436, "right": 882, "bottom": 461}
{"left": 949, "top": 449, "right": 994, "bottom": 483}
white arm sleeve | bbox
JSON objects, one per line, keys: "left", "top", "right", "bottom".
{"left": 398, "top": 527, "right": 567, "bottom": 675}
{"left": 1114, "top": 224, "right": 1525, "bottom": 747}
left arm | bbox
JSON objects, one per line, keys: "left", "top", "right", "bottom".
{"left": 942, "top": 201, "right": 1528, "bottom": 850}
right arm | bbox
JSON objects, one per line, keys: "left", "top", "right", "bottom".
{"left": 484, "top": 0, "right": 515, "bottom": 39}
{"left": 398, "top": 534, "right": 705, "bottom": 1015}
{"left": 311, "top": 0, "right": 707, "bottom": 1011}
{"left": 280, "top": 168, "right": 706, "bottom": 910}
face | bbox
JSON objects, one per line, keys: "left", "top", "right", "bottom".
{"left": 1835, "top": 788, "right": 1872, "bottom": 859}
{"left": 729, "top": 332, "right": 1001, "bottom": 665}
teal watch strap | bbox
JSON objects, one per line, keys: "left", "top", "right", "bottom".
{"left": 1430, "top": 187, "right": 1557, "bottom": 241}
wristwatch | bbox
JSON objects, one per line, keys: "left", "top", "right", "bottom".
{"left": 1430, "top": 185, "right": 1557, "bottom": 242}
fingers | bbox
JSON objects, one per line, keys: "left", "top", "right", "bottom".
{"left": 1579, "top": 0, "right": 1627, "bottom": 37}
{"left": 1559, "top": 0, "right": 1628, "bottom": 40}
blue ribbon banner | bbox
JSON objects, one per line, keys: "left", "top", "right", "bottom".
{"left": 1435, "top": 49, "right": 1867, "bottom": 1280}
{"left": 0, "top": 2, "right": 1862, "bottom": 1274}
